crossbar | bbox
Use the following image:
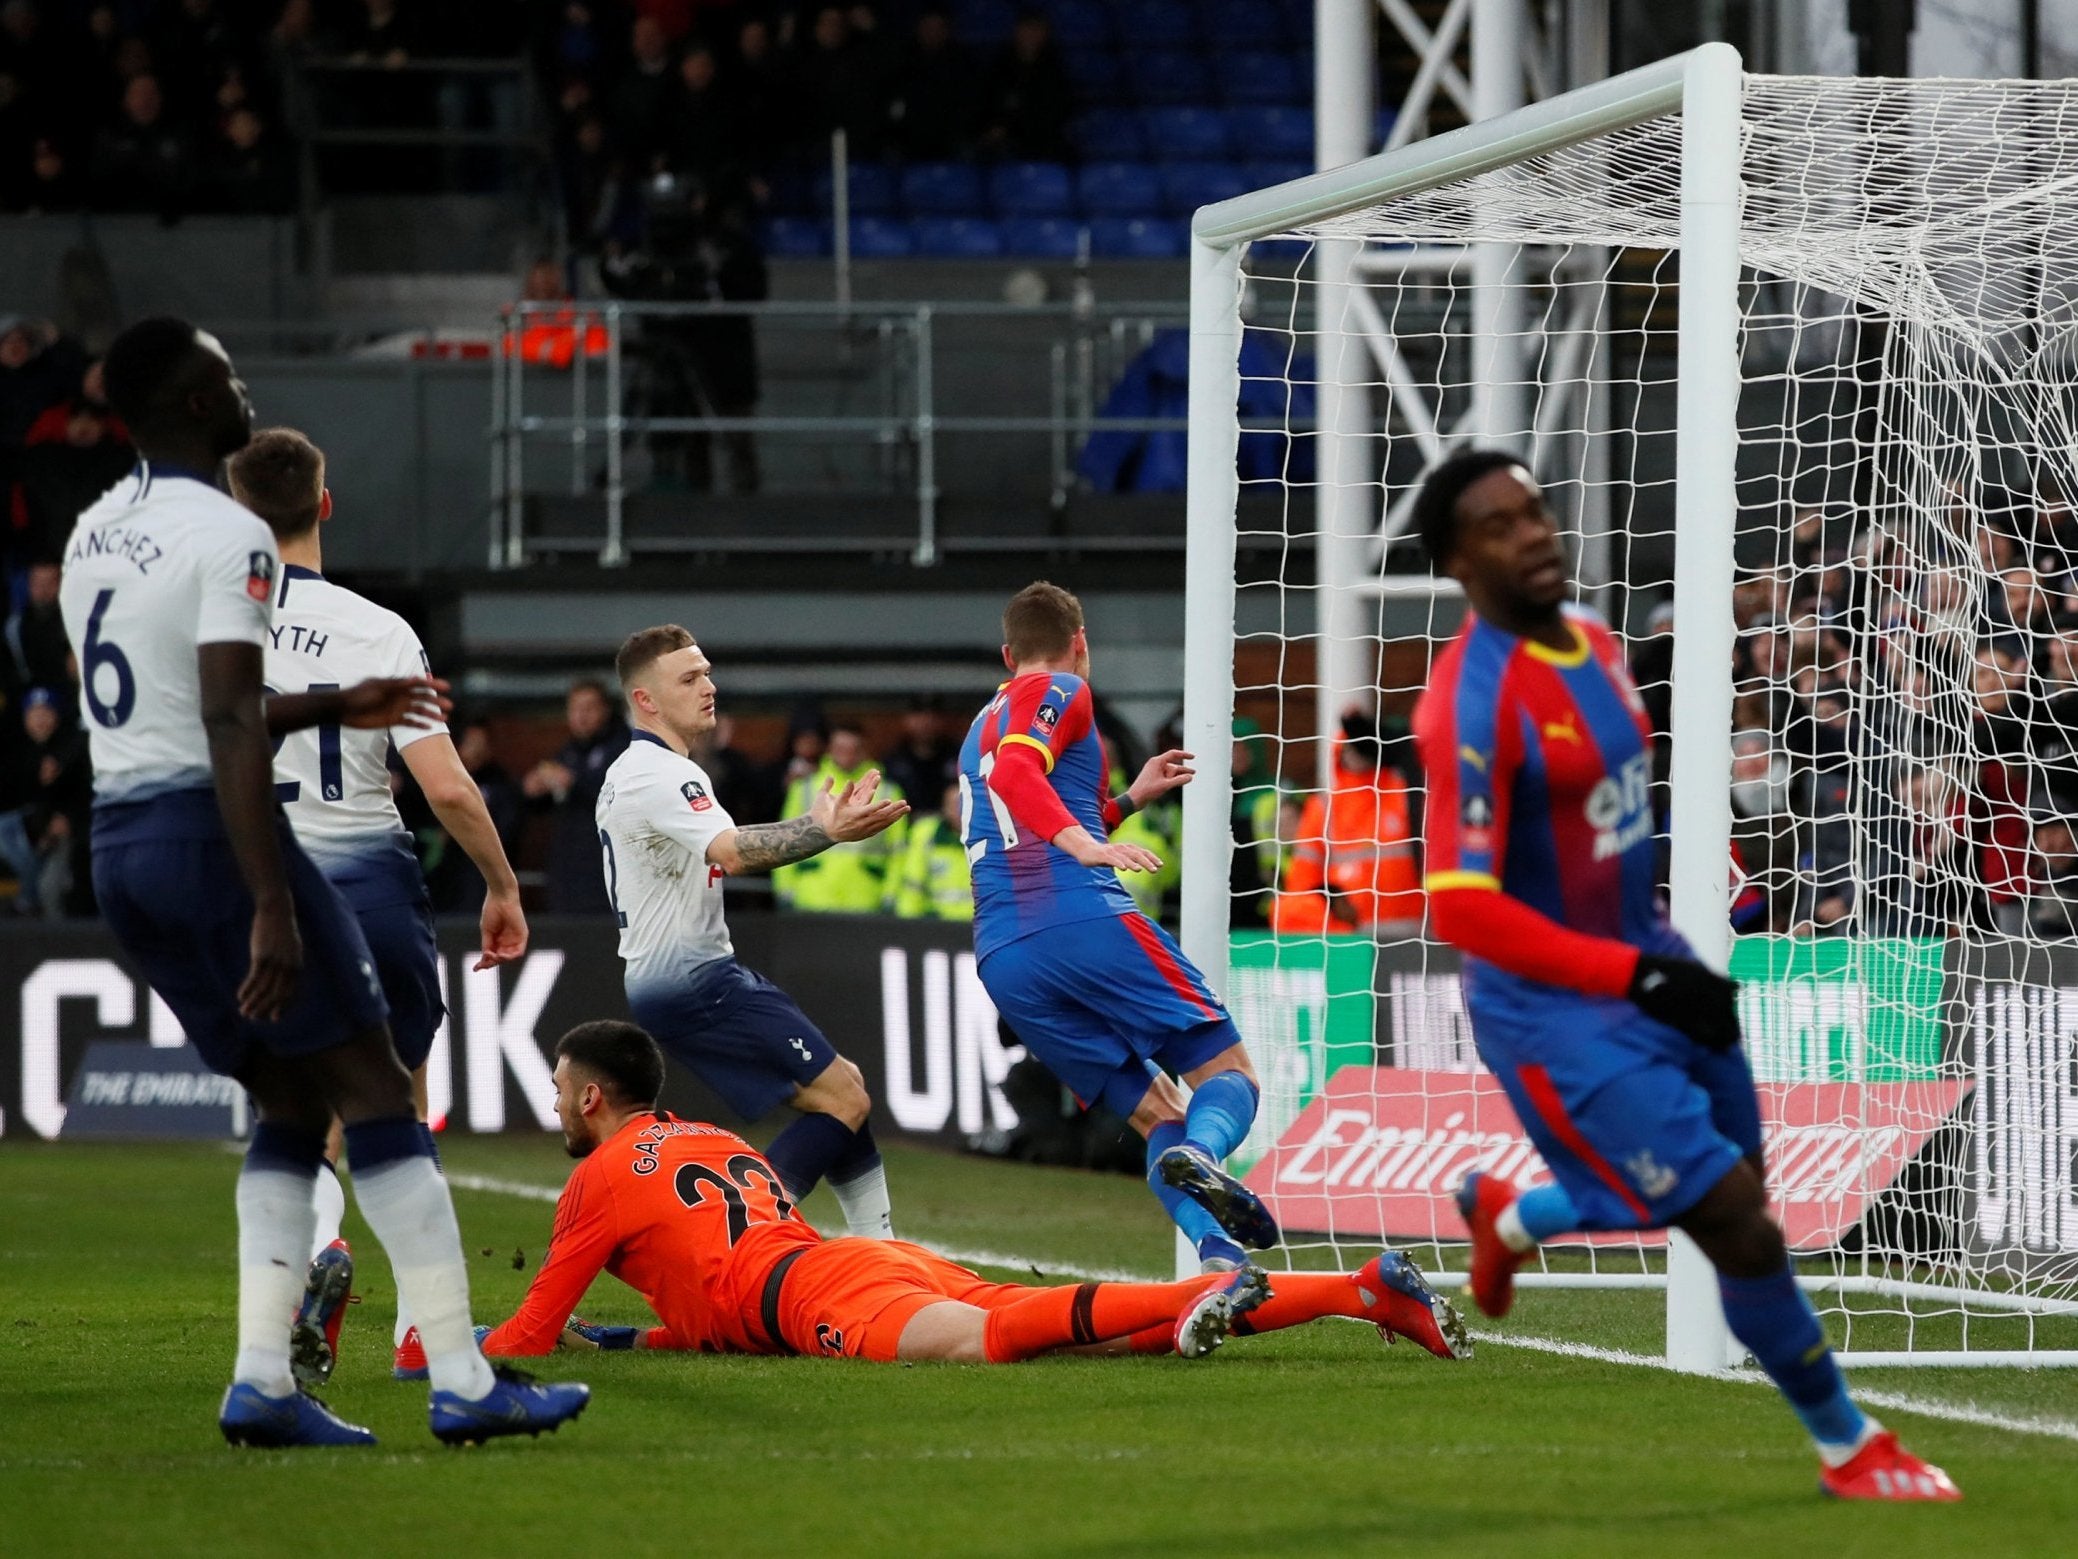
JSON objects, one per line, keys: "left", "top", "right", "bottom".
{"left": 1190, "top": 42, "right": 1732, "bottom": 247}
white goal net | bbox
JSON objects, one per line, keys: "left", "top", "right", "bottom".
{"left": 1184, "top": 49, "right": 2078, "bottom": 1365}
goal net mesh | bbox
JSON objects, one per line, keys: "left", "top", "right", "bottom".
{"left": 1219, "top": 75, "right": 2078, "bottom": 1358}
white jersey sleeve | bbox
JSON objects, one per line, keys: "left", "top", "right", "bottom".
{"left": 61, "top": 468, "right": 279, "bottom": 802}
{"left": 193, "top": 514, "right": 276, "bottom": 648}
{"left": 597, "top": 736, "right": 737, "bottom": 994}
{"left": 382, "top": 617, "right": 443, "bottom": 753}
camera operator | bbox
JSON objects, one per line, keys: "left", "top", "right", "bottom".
{"left": 599, "top": 171, "right": 767, "bottom": 494}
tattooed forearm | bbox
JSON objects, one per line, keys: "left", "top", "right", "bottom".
{"left": 729, "top": 815, "right": 835, "bottom": 871}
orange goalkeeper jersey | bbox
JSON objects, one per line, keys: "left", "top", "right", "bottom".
{"left": 479, "top": 1113, "right": 820, "bottom": 1357}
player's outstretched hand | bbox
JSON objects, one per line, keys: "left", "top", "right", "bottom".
{"left": 815, "top": 769, "right": 910, "bottom": 842}
{"left": 1129, "top": 749, "right": 1196, "bottom": 808}
{"left": 339, "top": 675, "right": 452, "bottom": 731}
{"left": 239, "top": 899, "right": 304, "bottom": 1021}
{"left": 474, "top": 890, "right": 529, "bottom": 971}
{"left": 1067, "top": 835, "right": 1165, "bottom": 874}
{"left": 1626, "top": 955, "right": 1741, "bottom": 1051}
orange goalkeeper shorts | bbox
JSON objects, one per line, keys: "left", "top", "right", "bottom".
{"left": 771, "top": 1238, "right": 1030, "bottom": 1361}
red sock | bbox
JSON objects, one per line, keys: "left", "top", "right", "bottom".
{"left": 982, "top": 1278, "right": 1218, "bottom": 1362}
{"left": 1123, "top": 1324, "right": 1174, "bottom": 1355}
{"left": 1228, "top": 1272, "right": 1362, "bottom": 1336}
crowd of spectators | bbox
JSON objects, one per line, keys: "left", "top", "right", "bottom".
{"left": 550, "top": 3, "right": 1082, "bottom": 255}
{"left": 1668, "top": 489, "right": 2078, "bottom": 942}
{"left": 0, "top": 0, "right": 323, "bottom": 217}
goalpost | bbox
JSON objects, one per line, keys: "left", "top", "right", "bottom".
{"left": 1181, "top": 42, "right": 2078, "bottom": 1369}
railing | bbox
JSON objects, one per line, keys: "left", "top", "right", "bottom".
{"left": 488, "top": 298, "right": 1203, "bottom": 569}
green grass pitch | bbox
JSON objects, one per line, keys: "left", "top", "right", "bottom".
{"left": 4, "top": 1135, "right": 2074, "bottom": 1558}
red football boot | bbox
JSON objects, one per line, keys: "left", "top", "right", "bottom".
{"left": 393, "top": 1326, "right": 429, "bottom": 1381}
{"left": 1353, "top": 1252, "right": 1472, "bottom": 1359}
{"left": 1819, "top": 1431, "right": 1962, "bottom": 1502}
{"left": 1452, "top": 1172, "right": 1530, "bottom": 1318}
{"left": 290, "top": 1239, "right": 354, "bottom": 1388}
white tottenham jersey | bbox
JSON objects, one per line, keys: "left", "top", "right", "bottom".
{"left": 596, "top": 731, "right": 737, "bottom": 992}
{"left": 61, "top": 465, "right": 278, "bottom": 803}
{"left": 265, "top": 564, "right": 442, "bottom": 864}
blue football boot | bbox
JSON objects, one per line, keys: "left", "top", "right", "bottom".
{"left": 220, "top": 1383, "right": 376, "bottom": 1448}
{"left": 1157, "top": 1142, "right": 1281, "bottom": 1250}
{"left": 429, "top": 1365, "right": 591, "bottom": 1446}
{"left": 1174, "top": 1264, "right": 1273, "bottom": 1360}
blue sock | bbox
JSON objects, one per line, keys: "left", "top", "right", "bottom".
{"left": 1719, "top": 1264, "right": 1867, "bottom": 1450}
{"left": 1146, "top": 1121, "right": 1223, "bottom": 1249}
{"left": 1184, "top": 1071, "right": 1258, "bottom": 1162}
{"left": 766, "top": 1112, "right": 859, "bottom": 1199}
{"left": 1516, "top": 1183, "right": 1582, "bottom": 1242}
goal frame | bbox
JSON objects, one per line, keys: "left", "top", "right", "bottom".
{"left": 1180, "top": 42, "right": 2078, "bottom": 1372}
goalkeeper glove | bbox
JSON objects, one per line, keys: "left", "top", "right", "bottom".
{"left": 565, "top": 1316, "right": 640, "bottom": 1350}
{"left": 1626, "top": 955, "right": 1742, "bottom": 1051}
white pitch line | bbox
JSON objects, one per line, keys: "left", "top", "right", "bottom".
{"left": 1478, "top": 1330, "right": 2078, "bottom": 1444}
{"left": 447, "top": 1170, "right": 563, "bottom": 1205}
{"left": 445, "top": 1171, "right": 2078, "bottom": 1443}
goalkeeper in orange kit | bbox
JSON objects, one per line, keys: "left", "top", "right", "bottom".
{"left": 478, "top": 1021, "right": 1470, "bottom": 1366}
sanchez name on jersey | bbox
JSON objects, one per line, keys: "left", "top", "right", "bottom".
{"left": 61, "top": 462, "right": 277, "bottom": 814}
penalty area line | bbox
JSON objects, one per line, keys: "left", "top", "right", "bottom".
{"left": 1477, "top": 1330, "right": 2078, "bottom": 1444}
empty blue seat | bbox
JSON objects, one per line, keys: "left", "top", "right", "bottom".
{"left": 990, "top": 160, "right": 1077, "bottom": 215}
{"left": 1078, "top": 160, "right": 1164, "bottom": 216}
{"left": 847, "top": 217, "right": 915, "bottom": 258}
{"left": 1132, "top": 51, "right": 1212, "bottom": 105}
{"left": 1244, "top": 158, "right": 1312, "bottom": 189}
{"left": 953, "top": 0, "right": 1017, "bottom": 45}
{"left": 1159, "top": 161, "right": 1251, "bottom": 214}
{"left": 813, "top": 162, "right": 898, "bottom": 215}
{"left": 1141, "top": 105, "right": 1229, "bottom": 158}
{"left": 999, "top": 217, "right": 1085, "bottom": 258}
{"left": 1223, "top": 51, "right": 1305, "bottom": 105}
{"left": 762, "top": 217, "right": 830, "bottom": 258}
{"left": 1075, "top": 107, "right": 1147, "bottom": 159}
{"left": 901, "top": 161, "right": 986, "bottom": 215}
{"left": 1226, "top": 105, "right": 1313, "bottom": 160}
{"left": 1198, "top": 0, "right": 1285, "bottom": 48}
{"left": 1088, "top": 216, "right": 1187, "bottom": 258}
{"left": 1118, "top": 0, "right": 1196, "bottom": 49}
{"left": 1063, "top": 48, "right": 1126, "bottom": 103}
{"left": 913, "top": 217, "right": 1005, "bottom": 257}
{"left": 1043, "top": 0, "right": 1112, "bottom": 48}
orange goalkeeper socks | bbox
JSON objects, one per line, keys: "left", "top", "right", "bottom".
{"left": 1122, "top": 1271, "right": 1364, "bottom": 1354}
{"left": 981, "top": 1277, "right": 1219, "bottom": 1362}
{"left": 1228, "top": 1271, "right": 1365, "bottom": 1336}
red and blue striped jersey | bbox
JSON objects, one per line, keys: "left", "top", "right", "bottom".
{"left": 1415, "top": 606, "right": 1683, "bottom": 987}
{"left": 959, "top": 670, "right": 1135, "bottom": 959}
